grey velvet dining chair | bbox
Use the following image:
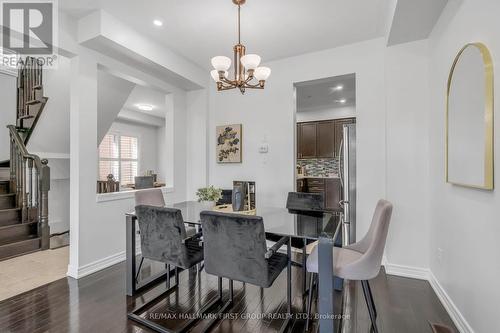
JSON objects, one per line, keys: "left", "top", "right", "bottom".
{"left": 200, "top": 211, "right": 292, "bottom": 333}
{"left": 134, "top": 189, "right": 165, "bottom": 282}
{"left": 305, "top": 199, "right": 393, "bottom": 332}
{"left": 128, "top": 205, "right": 218, "bottom": 333}
{"left": 135, "top": 188, "right": 165, "bottom": 207}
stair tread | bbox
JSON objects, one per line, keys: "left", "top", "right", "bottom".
{"left": 0, "top": 193, "right": 15, "bottom": 197}
{"left": 19, "top": 114, "right": 34, "bottom": 120}
{"left": 26, "top": 99, "right": 42, "bottom": 105}
{"left": 0, "top": 207, "right": 20, "bottom": 212}
{"left": 0, "top": 234, "right": 39, "bottom": 247}
{"left": 0, "top": 221, "right": 37, "bottom": 231}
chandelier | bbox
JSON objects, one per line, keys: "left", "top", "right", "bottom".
{"left": 210, "top": 0, "right": 271, "bottom": 94}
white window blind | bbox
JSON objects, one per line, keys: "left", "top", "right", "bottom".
{"left": 98, "top": 133, "right": 138, "bottom": 185}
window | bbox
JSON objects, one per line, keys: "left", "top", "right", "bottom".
{"left": 98, "top": 133, "right": 138, "bottom": 185}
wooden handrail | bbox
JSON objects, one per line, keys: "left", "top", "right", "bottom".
{"left": 7, "top": 124, "right": 50, "bottom": 250}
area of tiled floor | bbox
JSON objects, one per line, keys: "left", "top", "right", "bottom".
{"left": 0, "top": 246, "right": 69, "bottom": 301}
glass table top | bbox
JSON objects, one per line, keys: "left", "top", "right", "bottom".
{"left": 129, "top": 201, "right": 340, "bottom": 240}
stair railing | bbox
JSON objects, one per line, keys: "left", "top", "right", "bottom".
{"left": 7, "top": 124, "right": 50, "bottom": 250}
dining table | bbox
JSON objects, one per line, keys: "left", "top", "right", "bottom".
{"left": 125, "top": 200, "right": 340, "bottom": 333}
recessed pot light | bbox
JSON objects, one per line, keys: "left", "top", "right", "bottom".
{"left": 137, "top": 104, "right": 154, "bottom": 111}
{"left": 153, "top": 19, "right": 163, "bottom": 27}
{"left": 338, "top": 99, "right": 346, "bottom": 104}
{"left": 329, "top": 85, "right": 344, "bottom": 94}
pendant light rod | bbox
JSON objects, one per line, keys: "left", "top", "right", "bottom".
{"left": 237, "top": 4, "right": 241, "bottom": 44}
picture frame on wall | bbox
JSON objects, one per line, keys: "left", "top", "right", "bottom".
{"left": 216, "top": 124, "right": 242, "bottom": 163}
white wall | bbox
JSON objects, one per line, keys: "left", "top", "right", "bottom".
{"left": 107, "top": 120, "right": 161, "bottom": 179}
{"left": 0, "top": 73, "right": 16, "bottom": 161}
{"left": 28, "top": 56, "right": 71, "bottom": 156}
{"left": 427, "top": 1, "right": 500, "bottom": 332}
{"left": 186, "top": 89, "right": 209, "bottom": 200}
{"left": 296, "top": 105, "right": 356, "bottom": 122}
{"left": 384, "top": 39, "right": 431, "bottom": 270}
{"left": 97, "top": 71, "right": 135, "bottom": 144}
{"left": 209, "top": 38, "right": 387, "bottom": 244}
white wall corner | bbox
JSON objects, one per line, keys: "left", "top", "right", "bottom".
{"left": 384, "top": 262, "right": 430, "bottom": 280}
{"left": 428, "top": 271, "right": 475, "bottom": 333}
{"left": 66, "top": 251, "right": 125, "bottom": 279}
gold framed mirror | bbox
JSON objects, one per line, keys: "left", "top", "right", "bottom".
{"left": 446, "top": 43, "right": 494, "bottom": 190}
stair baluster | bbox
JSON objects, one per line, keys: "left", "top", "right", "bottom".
{"left": 7, "top": 125, "right": 50, "bottom": 250}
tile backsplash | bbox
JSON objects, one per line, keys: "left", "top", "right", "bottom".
{"left": 297, "top": 158, "right": 339, "bottom": 177}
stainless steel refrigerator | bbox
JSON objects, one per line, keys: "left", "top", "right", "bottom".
{"left": 339, "top": 123, "right": 356, "bottom": 246}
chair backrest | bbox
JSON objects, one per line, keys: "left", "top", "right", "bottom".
{"left": 135, "top": 176, "right": 154, "bottom": 189}
{"left": 349, "top": 199, "right": 393, "bottom": 279}
{"left": 216, "top": 189, "right": 233, "bottom": 205}
{"left": 135, "top": 205, "right": 189, "bottom": 267}
{"left": 135, "top": 188, "right": 165, "bottom": 207}
{"left": 200, "top": 211, "right": 269, "bottom": 285}
{"left": 286, "top": 192, "right": 324, "bottom": 213}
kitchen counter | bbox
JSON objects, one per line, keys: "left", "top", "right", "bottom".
{"left": 296, "top": 175, "right": 340, "bottom": 179}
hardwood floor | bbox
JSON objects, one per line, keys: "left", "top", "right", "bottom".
{"left": 0, "top": 257, "right": 457, "bottom": 333}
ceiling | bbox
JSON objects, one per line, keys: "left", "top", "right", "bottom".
{"left": 123, "top": 85, "right": 167, "bottom": 118}
{"left": 296, "top": 74, "right": 356, "bottom": 111}
{"left": 60, "top": 0, "right": 391, "bottom": 69}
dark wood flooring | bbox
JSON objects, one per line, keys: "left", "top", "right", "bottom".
{"left": 0, "top": 256, "right": 457, "bottom": 333}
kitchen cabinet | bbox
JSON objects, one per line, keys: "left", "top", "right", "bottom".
{"left": 317, "top": 121, "right": 336, "bottom": 158}
{"left": 297, "top": 118, "right": 355, "bottom": 159}
{"left": 297, "top": 177, "right": 342, "bottom": 212}
{"left": 297, "top": 122, "right": 317, "bottom": 159}
{"left": 325, "top": 178, "right": 342, "bottom": 211}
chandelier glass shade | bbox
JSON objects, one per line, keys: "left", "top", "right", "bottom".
{"left": 210, "top": 0, "right": 271, "bottom": 94}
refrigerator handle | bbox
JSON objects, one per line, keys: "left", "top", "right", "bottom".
{"left": 338, "top": 138, "right": 344, "bottom": 188}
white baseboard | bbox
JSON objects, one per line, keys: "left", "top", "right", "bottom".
{"left": 66, "top": 251, "right": 126, "bottom": 279}
{"left": 428, "top": 271, "right": 474, "bottom": 333}
{"left": 384, "top": 263, "right": 430, "bottom": 280}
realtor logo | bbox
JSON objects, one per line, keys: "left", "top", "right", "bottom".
{"left": 0, "top": 0, "right": 58, "bottom": 70}
{"left": 2, "top": 1, "right": 53, "bottom": 54}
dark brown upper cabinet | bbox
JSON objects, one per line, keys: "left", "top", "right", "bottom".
{"left": 297, "top": 118, "right": 355, "bottom": 159}
{"left": 297, "top": 122, "right": 317, "bottom": 159}
{"left": 317, "top": 121, "right": 335, "bottom": 158}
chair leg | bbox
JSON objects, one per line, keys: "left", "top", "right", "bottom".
{"left": 366, "top": 280, "right": 377, "bottom": 318}
{"left": 278, "top": 239, "right": 293, "bottom": 333}
{"left": 361, "top": 280, "right": 378, "bottom": 333}
{"left": 201, "top": 278, "right": 234, "bottom": 333}
{"left": 305, "top": 273, "right": 316, "bottom": 331}
{"left": 175, "top": 267, "right": 179, "bottom": 285}
{"left": 166, "top": 264, "right": 170, "bottom": 288}
{"left": 302, "top": 238, "right": 307, "bottom": 294}
{"left": 135, "top": 257, "right": 144, "bottom": 283}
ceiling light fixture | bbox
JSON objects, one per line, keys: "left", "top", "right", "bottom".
{"left": 153, "top": 19, "right": 163, "bottom": 27}
{"left": 338, "top": 99, "right": 347, "bottom": 104}
{"left": 335, "top": 85, "right": 343, "bottom": 91}
{"left": 137, "top": 104, "right": 154, "bottom": 111}
{"left": 210, "top": 0, "right": 271, "bottom": 94}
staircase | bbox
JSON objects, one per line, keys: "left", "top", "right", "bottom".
{"left": 0, "top": 57, "right": 50, "bottom": 261}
